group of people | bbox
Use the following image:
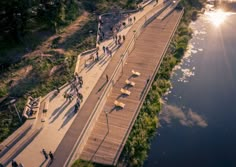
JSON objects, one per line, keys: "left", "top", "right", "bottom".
{"left": 102, "top": 46, "right": 112, "bottom": 57}
{"left": 72, "top": 73, "right": 84, "bottom": 113}
{"left": 63, "top": 73, "right": 83, "bottom": 103}
{"left": 113, "top": 34, "right": 126, "bottom": 46}
{"left": 42, "top": 149, "right": 54, "bottom": 161}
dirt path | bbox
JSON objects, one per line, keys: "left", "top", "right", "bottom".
{"left": 23, "top": 11, "right": 89, "bottom": 58}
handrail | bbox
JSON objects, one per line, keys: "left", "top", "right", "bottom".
{"left": 65, "top": 1, "right": 174, "bottom": 166}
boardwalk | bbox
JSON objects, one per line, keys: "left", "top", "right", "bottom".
{"left": 80, "top": 9, "right": 183, "bottom": 166}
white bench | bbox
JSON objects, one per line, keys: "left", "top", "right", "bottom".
{"left": 120, "top": 88, "right": 131, "bottom": 96}
{"left": 125, "top": 79, "right": 135, "bottom": 86}
{"left": 114, "top": 100, "right": 125, "bottom": 108}
{"left": 132, "top": 70, "right": 141, "bottom": 76}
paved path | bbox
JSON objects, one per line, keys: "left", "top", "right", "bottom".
{"left": 79, "top": 7, "right": 183, "bottom": 166}
{"left": 1, "top": 1, "right": 163, "bottom": 167}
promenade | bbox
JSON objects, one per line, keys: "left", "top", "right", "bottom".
{"left": 79, "top": 7, "right": 183, "bottom": 166}
{"left": 51, "top": 1, "right": 182, "bottom": 167}
{"left": 0, "top": 1, "right": 168, "bottom": 167}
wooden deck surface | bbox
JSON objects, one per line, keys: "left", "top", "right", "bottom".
{"left": 80, "top": 9, "right": 183, "bottom": 165}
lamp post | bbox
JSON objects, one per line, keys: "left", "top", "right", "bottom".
{"left": 8, "top": 99, "right": 22, "bottom": 123}
{"left": 120, "top": 54, "right": 124, "bottom": 74}
{"left": 104, "top": 110, "right": 109, "bottom": 133}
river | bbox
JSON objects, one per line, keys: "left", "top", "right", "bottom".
{"left": 144, "top": 8, "right": 236, "bottom": 167}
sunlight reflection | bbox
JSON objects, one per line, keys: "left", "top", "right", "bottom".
{"left": 205, "top": 9, "right": 228, "bottom": 26}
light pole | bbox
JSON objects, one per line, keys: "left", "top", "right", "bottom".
{"left": 8, "top": 99, "right": 22, "bottom": 123}
{"left": 104, "top": 110, "right": 109, "bottom": 133}
{"left": 120, "top": 54, "right": 124, "bottom": 74}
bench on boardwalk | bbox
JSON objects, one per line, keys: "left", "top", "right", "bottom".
{"left": 132, "top": 70, "right": 141, "bottom": 76}
{"left": 125, "top": 79, "right": 135, "bottom": 86}
{"left": 114, "top": 100, "right": 125, "bottom": 109}
{"left": 120, "top": 88, "right": 131, "bottom": 96}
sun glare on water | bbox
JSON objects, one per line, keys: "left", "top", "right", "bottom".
{"left": 206, "top": 9, "right": 228, "bottom": 26}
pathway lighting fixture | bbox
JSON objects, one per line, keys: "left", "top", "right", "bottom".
{"left": 104, "top": 110, "right": 109, "bottom": 133}
{"left": 8, "top": 99, "right": 22, "bottom": 123}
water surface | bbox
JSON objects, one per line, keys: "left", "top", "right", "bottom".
{"left": 145, "top": 11, "right": 236, "bottom": 167}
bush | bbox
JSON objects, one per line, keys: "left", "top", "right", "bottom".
{"left": 0, "top": 86, "right": 8, "bottom": 98}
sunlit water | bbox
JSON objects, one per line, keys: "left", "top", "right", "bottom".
{"left": 144, "top": 10, "right": 236, "bottom": 167}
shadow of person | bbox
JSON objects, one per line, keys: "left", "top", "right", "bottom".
{"left": 49, "top": 100, "right": 72, "bottom": 124}
{"left": 59, "top": 106, "right": 76, "bottom": 130}
{"left": 39, "top": 158, "right": 48, "bottom": 167}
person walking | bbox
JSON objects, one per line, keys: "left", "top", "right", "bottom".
{"left": 68, "top": 93, "right": 73, "bottom": 102}
{"left": 79, "top": 79, "right": 83, "bottom": 88}
{"left": 42, "top": 149, "right": 48, "bottom": 160}
{"left": 106, "top": 74, "right": 109, "bottom": 82}
{"left": 122, "top": 35, "right": 126, "bottom": 41}
{"left": 74, "top": 103, "right": 80, "bottom": 113}
{"left": 96, "top": 51, "right": 99, "bottom": 61}
{"left": 78, "top": 93, "right": 84, "bottom": 102}
{"left": 102, "top": 46, "right": 106, "bottom": 54}
{"left": 49, "top": 151, "right": 54, "bottom": 161}
{"left": 129, "top": 17, "right": 132, "bottom": 24}
{"left": 133, "top": 16, "right": 136, "bottom": 22}
{"left": 106, "top": 47, "right": 109, "bottom": 56}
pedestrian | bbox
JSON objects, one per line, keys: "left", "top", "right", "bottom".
{"left": 123, "top": 35, "right": 125, "bottom": 41}
{"left": 11, "top": 160, "right": 18, "bottom": 167}
{"left": 106, "top": 47, "right": 109, "bottom": 56}
{"left": 129, "top": 17, "right": 132, "bottom": 24}
{"left": 133, "top": 16, "right": 136, "bottom": 22}
{"left": 42, "top": 148, "right": 48, "bottom": 160}
{"left": 68, "top": 93, "right": 73, "bottom": 102}
{"left": 122, "top": 22, "right": 126, "bottom": 28}
{"left": 64, "top": 92, "right": 68, "bottom": 100}
{"left": 79, "top": 76, "right": 83, "bottom": 82}
{"left": 79, "top": 79, "right": 83, "bottom": 88}
{"left": 74, "top": 103, "right": 79, "bottom": 113}
{"left": 49, "top": 151, "right": 54, "bottom": 161}
{"left": 102, "top": 46, "right": 106, "bottom": 55}
{"left": 147, "top": 76, "right": 151, "bottom": 84}
{"left": 118, "top": 39, "right": 121, "bottom": 46}
{"left": 96, "top": 51, "right": 99, "bottom": 61}
{"left": 106, "top": 75, "right": 109, "bottom": 82}
{"left": 78, "top": 93, "right": 84, "bottom": 102}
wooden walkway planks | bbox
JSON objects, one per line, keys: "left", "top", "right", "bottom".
{"left": 80, "top": 9, "right": 182, "bottom": 166}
